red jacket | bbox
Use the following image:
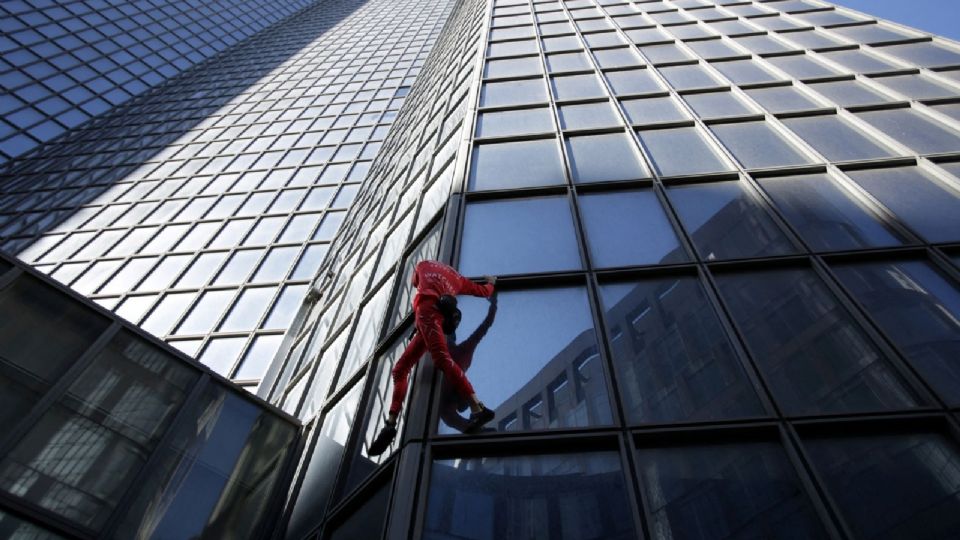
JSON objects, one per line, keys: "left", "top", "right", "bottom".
{"left": 413, "top": 260, "right": 493, "bottom": 299}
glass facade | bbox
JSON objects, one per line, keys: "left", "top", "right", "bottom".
{"left": 0, "top": 250, "right": 299, "bottom": 539}
{"left": 4, "top": 0, "right": 960, "bottom": 539}
{"left": 0, "top": 0, "right": 457, "bottom": 390}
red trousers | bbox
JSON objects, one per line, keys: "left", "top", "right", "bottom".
{"left": 389, "top": 294, "right": 475, "bottom": 415}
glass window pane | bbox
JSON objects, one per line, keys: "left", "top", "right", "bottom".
{"left": 566, "top": 133, "right": 648, "bottom": 183}
{"left": 782, "top": 114, "right": 897, "bottom": 161}
{"left": 834, "top": 260, "right": 960, "bottom": 404}
{"left": 235, "top": 334, "right": 284, "bottom": 381}
{"left": 219, "top": 287, "right": 276, "bottom": 332}
{"left": 765, "top": 54, "right": 839, "bottom": 79}
{"left": 141, "top": 292, "right": 195, "bottom": 336}
{"left": 292, "top": 244, "right": 328, "bottom": 280}
{"left": 844, "top": 166, "right": 960, "bottom": 243}
{"left": 807, "top": 79, "right": 895, "bottom": 107}
{"left": 638, "top": 441, "right": 828, "bottom": 539}
{"left": 198, "top": 336, "right": 247, "bottom": 375}
{"left": 580, "top": 190, "right": 687, "bottom": 268}
{"left": 667, "top": 181, "right": 797, "bottom": 260}
{"left": 604, "top": 69, "right": 663, "bottom": 95}
{"left": 874, "top": 73, "right": 959, "bottom": 99}
{"left": 253, "top": 246, "right": 299, "bottom": 282}
{"left": 715, "top": 268, "right": 922, "bottom": 415}
{"left": 470, "top": 139, "right": 565, "bottom": 191}
{"left": 710, "top": 122, "right": 813, "bottom": 169}
{"left": 877, "top": 41, "right": 960, "bottom": 68}
{"left": 425, "top": 452, "right": 635, "bottom": 539}
{"left": 460, "top": 197, "right": 581, "bottom": 277}
{"left": 712, "top": 59, "right": 782, "bottom": 85}
{"left": 176, "top": 289, "right": 234, "bottom": 335}
{"left": 659, "top": 64, "right": 721, "bottom": 91}
{"left": 745, "top": 85, "right": 821, "bottom": 113}
{"left": 819, "top": 49, "right": 900, "bottom": 74}
{"left": 600, "top": 278, "right": 762, "bottom": 423}
{"left": 637, "top": 126, "right": 733, "bottom": 177}
{"left": 759, "top": 173, "right": 905, "bottom": 251}
{"left": 639, "top": 43, "right": 693, "bottom": 64}
{"left": 214, "top": 249, "right": 262, "bottom": 285}
{"left": 551, "top": 73, "right": 608, "bottom": 100}
{"left": 264, "top": 284, "right": 308, "bottom": 330}
{"left": 621, "top": 95, "right": 689, "bottom": 125}
{"left": 805, "top": 433, "right": 960, "bottom": 540}
{"left": 480, "top": 79, "right": 548, "bottom": 107}
{"left": 856, "top": 108, "right": 960, "bottom": 155}
{"left": 683, "top": 91, "right": 755, "bottom": 119}
{"left": 476, "top": 107, "right": 554, "bottom": 137}
{"left": 593, "top": 47, "right": 643, "bottom": 69}
{"left": 0, "top": 331, "right": 196, "bottom": 529}
{"left": 545, "top": 52, "right": 591, "bottom": 73}
{"left": 558, "top": 101, "right": 621, "bottom": 129}
{"left": 176, "top": 252, "right": 227, "bottom": 288}
{"left": 484, "top": 56, "right": 542, "bottom": 78}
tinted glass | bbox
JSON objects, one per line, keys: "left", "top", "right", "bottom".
{"left": 857, "top": 109, "right": 960, "bottom": 155}
{"left": 600, "top": 278, "right": 762, "bottom": 424}
{"left": 710, "top": 122, "right": 813, "bottom": 169}
{"left": 715, "top": 268, "right": 922, "bottom": 415}
{"left": 459, "top": 197, "right": 582, "bottom": 277}
{"left": 844, "top": 166, "right": 960, "bottom": 243}
{"left": 637, "top": 127, "right": 733, "bottom": 177}
{"left": 425, "top": 452, "right": 635, "bottom": 540}
{"left": 579, "top": 190, "right": 687, "bottom": 268}
{"left": 439, "top": 287, "right": 613, "bottom": 434}
{"left": 834, "top": 260, "right": 960, "bottom": 404}
{"left": 566, "top": 133, "right": 648, "bottom": 183}
{"left": 668, "top": 181, "right": 797, "bottom": 260}
{"left": 637, "top": 441, "right": 827, "bottom": 540}
{"left": 759, "top": 173, "right": 905, "bottom": 251}
{"left": 469, "top": 139, "right": 565, "bottom": 191}
{"left": 783, "top": 115, "right": 897, "bottom": 161}
{"left": 805, "top": 433, "right": 960, "bottom": 540}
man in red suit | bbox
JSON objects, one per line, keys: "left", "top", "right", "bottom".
{"left": 368, "top": 260, "right": 496, "bottom": 456}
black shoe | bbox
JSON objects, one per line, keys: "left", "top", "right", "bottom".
{"left": 465, "top": 406, "right": 495, "bottom": 434}
{"left": 368, "top": 423, "right": 397, "bottom": 456}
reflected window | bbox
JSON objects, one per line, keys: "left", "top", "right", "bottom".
{"left": 715, "top": 268, "right": 922, "bottom": 415}
{"left": 566, "top": 132, "right": 648, "bottom": 183}
{"left": 439, "top": 287, "right": 612, "bottom": 434}
{"left": 759, "top": 173, "right": 905, "bottom": 251}
{"left": 638, "top": 441, "right": 827, "bottom": 539}
{"left": 580, "top": 190, "right": 687, "bottom": 268}
{"left": 637, "top": 126, "right": 732, "bottom": 177}
{"left": 805, "top": 433, "right": 960, "bottom": 540}
{"left": 668, "top": 181, "right": 797, "bottom": 260}
{"left": 710, "top": 121, "right": 814, "bottom": 169}
{"left": 844, "top": 166, "right": 960, "bottom": 243}
{"left": 425, "top": 452, "right": 635, "bottom": 539}
{"left": 460, "top": 197, "right": 581, "bottom": 277}
{"left": 469, "top": 139, "right": 565, "bottom": 191}
{"left": 856, "top": 108, "right": 960, "bottom": 155}
{"left": 834, "top": 260, "right": 960, "bottom": 404}
{"left": 600, "top": 278, "right": 762, "bottom": 423}
{"left": 782, "top": 114, "right": 897, "bottom": 161}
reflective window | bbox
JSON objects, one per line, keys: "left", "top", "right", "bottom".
{"left": 484, "top": 56, "right": 542, "bottom": 78}
{"left": 604, "top": 68, "right": 662, "bottom": 95}
{"left": 558, "top": 101, "right": 621, "bottom": 129}
{"left": 637, "top": 441, "right": 827, "bottom": 539}
{"left": 477, "top": 107, "right": 554, "bottom": 137}
{"left": 658, "top": 64, "right": 721, "bottom": 90}
{"left": 685, "top": 38, "right": 742, "bottom": 60}
{"left": 805, "top": 433, "right": 960, "bottom": 540}
{"left": 710, "top": 121, "right": 814, "bottom": 169}
{"left": 834, "top": 260, "right": 960, "bottom": 404}
{"left": 441, "top": 287, "right": 613, "bottom": 434}
{"left": 874, "top": 73, "right": 959, "bottom": 99}
{"left": 745, "top": 85, "right": 821, "bottom": 113}
{"left": 844, "top": 166, "right": 960, "bottom": 243}
{"left": 580, "top": 190, "right": 686, "bottom": 268}
{"left": 819, "top": 49, "right": 900, "bottom": 74}
{"left": 214, "top": 249, "right": 262, "bottom": 285}
{"left": 546, "top": 52, "right": 592, "bottom": 73}
{"left": 177, "top": 289, "right": 233, "bottom": 335}
{"left": 637, "top": 126, "right": 733, "bottom": 177}
{"left": 551, "top": 73, "right": 608, "bottom": 100}
{"left": 460, "top": 197, "right": 581, "bottom": 277}
{"left": 759, "top": 173, "right": 905, "bottom": 251}
{"left": 856, "top": 108, "right": 960, "bottom": 155}
{"left": 715, "top": 268, "right": 922, "bottom": 415}
{"left": 782, "top": 114, "right": 897, "bottom": 161}
{"left": 141, "top": 292, "right": 195, "bottom": 336}
{"left": 765, "top": 54, "right": 839, "bottom": 79}
{"left": 668, "top": 181, "right": 797, "bottom": 260}
{"left": 829, "top": 23, "right": 914, "bottom": 45}
{"left": 807, "top": 79, "right": 895, "bottom": 107}
{"left": 683, "top": 91, "right": 755, "bottom": 119}
{"left": 639, "top": 43, "right": 693, "bottom": 64}
{"left": 219, "top": 287, "right": 275, "bottom": 332}
{"left": 425, "top": 452, "right": 634, "bottom": 540}
{"left": 712, "top": 59, "right": 782, "bottom": 85}
{"left": 198, "top": 337, "right": 246, "bottom": 375}
{"left": 877, "top": 41, "right": 960, "bottom": 68}
{"left": 566, "top": 133, "right": 648, "bottom": 183}
{"left": 620, "top": 95, "right": 689, "bottom": 125}
{"left": 600, "top": 278, "right": 762, "bottom": 423}
{"left": 479, "top": 79, "right": 548, "bottom": 107}
{"left": 469, "top": 139, "right": 565, "bottom": 191}
{"left": 594, "top": 47, "right": 643, "bottom": 69}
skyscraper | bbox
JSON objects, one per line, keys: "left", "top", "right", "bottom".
{"left": 4, "top": 0, "right": 960, "bottom": 539}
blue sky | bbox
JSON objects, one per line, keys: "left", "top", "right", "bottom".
{"left": 832, "top": 0, "right": 960, "bottom": 42}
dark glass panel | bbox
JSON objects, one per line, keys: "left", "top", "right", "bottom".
{"left": 579, "top": 190, "right": 687, "bottom": 268}
{"left": 424, "top": 452, "right": 635, "bottom": 540}
{"left": 715, "top": 268, "right": 922, "bottom": 415}
{"left": 806, "top": 433, "right": 960, "bottom": 540}
{"left": 637, "top": 442, "right": 827, "bottom": 540}
{"left": 600, "top": 278, "right": 763, "bottom": 424}
{"left": 438, "top": 287, "right": 613, "bottom": 434}
{"left": 834, "top": 260, "right": 960, "bottom": 404}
